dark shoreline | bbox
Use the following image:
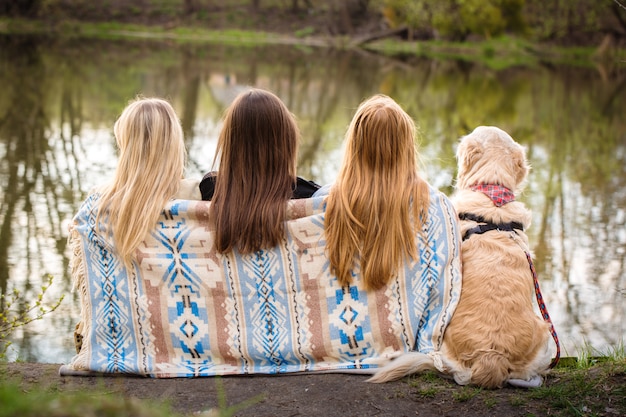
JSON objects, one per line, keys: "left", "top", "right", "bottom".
{"left": 1, "top": 17, "right": 620, "bottom": 69}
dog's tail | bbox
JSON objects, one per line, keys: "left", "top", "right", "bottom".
{"left": 465, "top": 349, "right": 511, "bottom": 389}
{"left": 366, "top": 352, "right": 438, "bottom": 383}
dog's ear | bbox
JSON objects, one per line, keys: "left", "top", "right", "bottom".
{"left": 513, "top": 145, "right": 529, "bottom": 186}
{"left": 457, "top": 136, "right": 483, "bottom": 172}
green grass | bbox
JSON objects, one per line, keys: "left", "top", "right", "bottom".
{"left": 605, "top": 341, "right": 625, "bottom": 362}
{"left": 0, "top": 372, "right": 263, "bottom": 417}
{"left": 532, "top": 345, "right": 625, "bottom": 415}
{"left": 509, "top": 395, "right": 527, "bottom": 407}
{"left": 0, "top": 380, "right": 179, "bottom": 417}
{"left": 294, "top": 26, "right": 315, "bottom": 38}
{"left": 416, "top": 386, "right": 440, "bottom": 398}
{"left": 452, "top": 386, "right": 482, "bottom": 402}
{"left": 0, "top": 18, "right": 307, "bottom": 47}
{"left": 396, "top": 348, "right": 626, "bottom": 416}
{"left": 515, "top": 354, "right": 625, "bottom": 416}
{"left": 483, "top": 393, "right": 498, "bottom": 408}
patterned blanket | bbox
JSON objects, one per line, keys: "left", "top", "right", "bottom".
{"left": 61, "top": 189, "right": 461, "bottom": 377}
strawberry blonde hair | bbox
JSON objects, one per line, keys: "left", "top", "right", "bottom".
{"left": 96, "top": 97, "right": 186, "bottom": 267}
{"left": 324, "top": 94, "right": 430, "bottom": 290}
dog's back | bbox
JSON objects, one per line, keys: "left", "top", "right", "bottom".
{"left": 443, "top": 201, "right": 551, "bottom": 388}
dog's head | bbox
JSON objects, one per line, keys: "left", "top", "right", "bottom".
{"left": 455, "top": 126, "right": 529, "bottom": 192}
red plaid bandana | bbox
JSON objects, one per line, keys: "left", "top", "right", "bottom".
{"left": 470, "top": 183, "right": 515, "bottom": 207}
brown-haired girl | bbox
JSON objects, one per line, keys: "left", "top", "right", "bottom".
{"left": 201, "top": 88, "right": 319, "bottom": 254}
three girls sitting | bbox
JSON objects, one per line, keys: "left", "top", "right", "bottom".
{"left": 67, "top": 90, "right": 460, "bottom": 377}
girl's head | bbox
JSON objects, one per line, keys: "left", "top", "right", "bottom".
{"left": 114, "top": 97, "right": 186, "bottom": 184}
{"left": 99, "top": 97, "right": 186, "bottom": 267}
{"left": 341, "top": 94, "right": 418, "bottom": 184}
{"left": 326, "top": 94, "right": 429, "bottom": 290}
{"left": 214, "top": 88, "right": 298, "bottom": 185}
{"left": 211, "top": 88, "right": 299, "bottom": 254}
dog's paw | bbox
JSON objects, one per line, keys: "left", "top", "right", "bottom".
{"left": 507, "top": 375, "right": 543, "bottom": 388}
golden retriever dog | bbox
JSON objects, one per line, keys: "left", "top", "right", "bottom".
{"left": 368, "top": 126, "right": 556, "bottom": 388}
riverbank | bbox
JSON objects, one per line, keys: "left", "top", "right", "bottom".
{"left": 1, "top": 16, "right": 623, "bottom": 70}
{"left": 2, "top": 360, "right": 625, "bottom": 416}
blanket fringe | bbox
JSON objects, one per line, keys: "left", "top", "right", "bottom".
{"left": 67, "top": 222, "right": 92, "bottom": 371}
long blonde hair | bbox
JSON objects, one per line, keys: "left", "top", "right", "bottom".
{"left": 211, "top": 88, "right": 298, "bottom": 254}
{"left": 324, "top": 94, "right": 430, "bottom": 290}
{"left": 96, "top": 97, "right": 186, "bottom": 267}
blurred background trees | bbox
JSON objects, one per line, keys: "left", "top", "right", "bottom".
{"left": 0, "top": 0, "right": 624, "bottom": 48}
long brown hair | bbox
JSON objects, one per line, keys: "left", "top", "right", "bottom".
{"left": 96, "top": 97, "right": 186, "bottom": 267}
{"left": 211, "top": 88, "right": 299, "bottom": 254}
{"left": 324, "top": 94, "right": 430, "bottom": 290}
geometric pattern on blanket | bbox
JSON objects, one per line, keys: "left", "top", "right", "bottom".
{"left": 64, "top": 189, "right": 461, "bottom": 377}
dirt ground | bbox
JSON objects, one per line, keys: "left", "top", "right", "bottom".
{"left": 3, "top": 362, "right": 584, "bottom": 417}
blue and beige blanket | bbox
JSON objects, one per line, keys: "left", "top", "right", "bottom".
{"left": 61, "top": 189, "right": 461, "bottom": 377}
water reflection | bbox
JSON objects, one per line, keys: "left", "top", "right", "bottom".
{"left": 0, "top": 34, "right": 624, "bottom": 362}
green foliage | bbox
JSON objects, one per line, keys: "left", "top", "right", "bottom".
{"left": 0, "top": 379, "right": 179, "bottom": 417}
{"left": 523, "top": 0, "right": 611, "bottom": 43}
{"left": 378, "top": 0, "right": 527, "bottom": 40}
{"left": 430, "top": 1, "right": 462, "bottom": 39}
{"left": 5, "top": 0, "right": 621, "bottom": 45}
{"left": 459, "top": 0, "right": 506, "bottom": 38}
{"left": 0, "top": 274, "right": 64, "bottom": 358}
{"left": 378, "top": 0, "right": 432, "bottom": 30}
{"left": 294, "top": 26, "right": 315, "bottom": 38}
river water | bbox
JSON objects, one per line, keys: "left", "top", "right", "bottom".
{"left": 1, "top": 33, "right": 624, "bottom": 363}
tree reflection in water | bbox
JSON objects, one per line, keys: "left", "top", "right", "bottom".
{"left": 0, "top": 35, "right": 77, "bottom": 360}
{"left": 0, "top": 34, "right": 623, "bottom": 362}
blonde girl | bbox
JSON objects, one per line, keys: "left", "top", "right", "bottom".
{"left": 95, "top": 97, "right": 186, "bottom": 267}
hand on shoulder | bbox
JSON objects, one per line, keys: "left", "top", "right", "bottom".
{"left": 176, "top": 178, "right": 202, "bottom": 200}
